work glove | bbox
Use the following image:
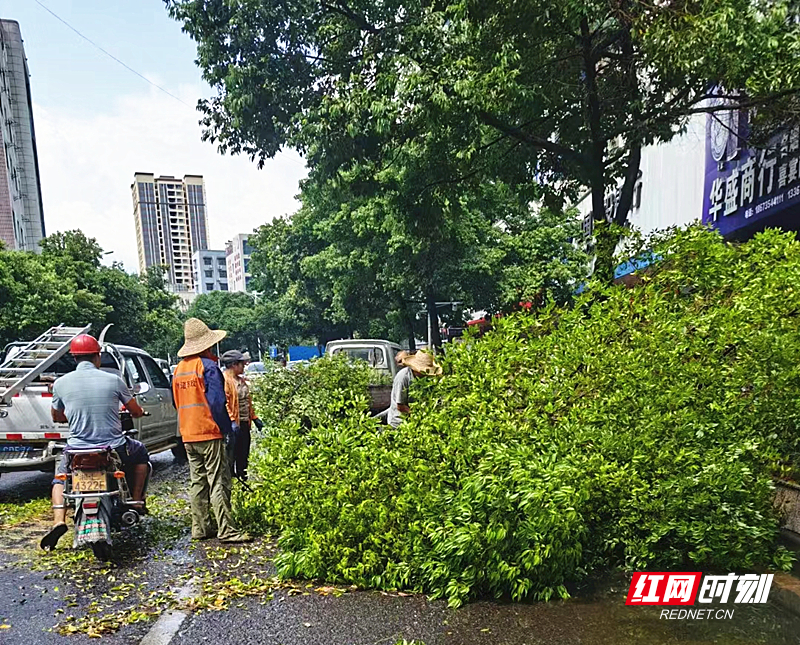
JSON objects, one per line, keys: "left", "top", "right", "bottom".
{"left": 253, "top": 418, "right": 264, "bottom": 431}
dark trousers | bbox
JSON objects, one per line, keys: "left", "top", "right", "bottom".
{"left": 234, "top": 420, "right": 251, "bottom": 478}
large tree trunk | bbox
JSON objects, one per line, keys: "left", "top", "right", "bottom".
{"left": 406, "top": 320, "right": 416, "bottom": 352}
{"left": 581, "top": 16, "right": 615, "bottom": 284}
{"left": 398, "top": 296, "right": 416, "bottom": 351}
{"left": 426, "top": 291, "right": 442, "bottom": 350}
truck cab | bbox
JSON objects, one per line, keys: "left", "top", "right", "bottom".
{"left": 325, "top": 339, "right": 404, "bottom": 379}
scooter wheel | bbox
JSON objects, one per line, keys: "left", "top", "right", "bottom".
{"left": 91, "top": 541, "right": 113, "bottom": 562}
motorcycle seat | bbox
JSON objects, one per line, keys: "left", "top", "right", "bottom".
{"left": 64, "top": 446, "right": 114, "bottom": 470}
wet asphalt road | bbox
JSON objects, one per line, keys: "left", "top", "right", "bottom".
{"left": 172, "top": 584, "right": 800, "bottom": 645}
{"left": 3, "top": 454, "right": 800, "bottom": 645}
{"left": 0, "top": 467, "right": 53, "bottom": 499}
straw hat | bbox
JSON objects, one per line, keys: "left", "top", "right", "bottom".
{"left": 401, "top": 351, "right": 442, "bottom": 376}
{"left": 178, "top": 318, "right": 227, "bottom": 358}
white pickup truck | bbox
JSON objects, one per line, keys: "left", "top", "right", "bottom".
{"left": 0, "top": 326, "right": 183, "bottom": 481}
{"left": 325, "top": 339, "right": 404, "bottom": 378}
{"left": 325, "top": 339, "right": 404, "bottom": 413}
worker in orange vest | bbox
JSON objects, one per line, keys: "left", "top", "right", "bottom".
{"left": 172, "top": 318, "right": 250, "bottom": 543}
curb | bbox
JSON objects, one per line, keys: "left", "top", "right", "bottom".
{"left": 139, "top": 577, "right": 198, "bottom": 645}
{"left": 773, "top": 572, "right": 800, "bottom": 617}
{"left": 773, "top": 528, "right": 800, "bottom": 617}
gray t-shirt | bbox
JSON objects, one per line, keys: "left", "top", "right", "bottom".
{"left": 388, "top": 366, "right": 414, "bottom": 428}
{"left": 52, "top": 362, "right": 133, "bottom": 449}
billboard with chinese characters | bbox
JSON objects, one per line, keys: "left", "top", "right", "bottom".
{"left": 702, "top": 108, "right": 800, "bottom": 236}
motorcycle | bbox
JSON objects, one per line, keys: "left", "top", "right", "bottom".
{"left": 59, "top": 409, "right": 152, "bottom": 561}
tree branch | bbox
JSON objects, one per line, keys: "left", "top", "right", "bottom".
{"left": 614, "top": 143, "right": 641, "bottom": 226}
{"left": 684, "top": 88, "right": 800, "bottom": 114}
{"left": 320, "top": 2, "right": 380, "bottom": 35}
{"left": 477, "top": 111, "right": 586, "bottom": 168}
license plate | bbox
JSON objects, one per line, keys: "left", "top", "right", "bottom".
{"left": 72, "top": 470, "right": 107, "bottom": 492}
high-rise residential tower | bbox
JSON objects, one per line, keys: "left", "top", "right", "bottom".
{"left": 0, "top": 20, "right": 45, "bottom": 251}
{"left": 132, "top": 173, "right": 210, "bottom": 299}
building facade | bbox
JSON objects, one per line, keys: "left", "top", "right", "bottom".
{"left": 192, "top": 249, "right": 229, "bottom": 294}
{"left": 132, "top": 173, "right": 210, "bottom": 296}
{"left": 699, "top": 110, "right": 800, "bottom": 241}
{"left": 576, "top": 107, "right": 800, "bottom": 279}
{"left": 225, "top": 233, "right": 253, "bottom": 292}
{"left": 0, "top": 20, "right": 45, "bottom": 251}
{"left": 577, "top": 114, "right": 707, "bottom": 242}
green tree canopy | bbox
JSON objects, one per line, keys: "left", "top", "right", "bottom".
{"left": 167, "top": 0, "right": 800, "bottom": 280}
{"left": 185, "top": 290, "right": 266, "bottom": 357}
{"left": 249, "top": 143, "right": 588, "bottom": 348}
{"left": 0, "top": 231, "right": 180, "bottom": 359}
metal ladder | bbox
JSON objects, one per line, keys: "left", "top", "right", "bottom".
{"left": 0, "top": 324, "right": 91, "bottom": 405}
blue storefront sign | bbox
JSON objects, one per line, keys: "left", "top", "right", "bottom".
{"left": 702, "top": 108, "right": 800, "bottom": 235}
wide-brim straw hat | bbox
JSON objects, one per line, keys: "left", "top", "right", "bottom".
{"left": 178, "top": 318, "right": 227, "bottom": 358}
{"left": 401, "top": 351, "right": 442, "bottom": 376}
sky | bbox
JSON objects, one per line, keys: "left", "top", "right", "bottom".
{"left": 3, "top": 0, "right": 307, "bottom": 272}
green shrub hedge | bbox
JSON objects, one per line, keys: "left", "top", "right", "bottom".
{"left": 238, "top": 226, "right": 800, "bottom": 606}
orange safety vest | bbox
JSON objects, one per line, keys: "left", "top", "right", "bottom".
{"left": 172, "top": 357, "right": 222, "bottom": 443}
{"left": 223, "top": 370, "right": 256, "bottom": 424}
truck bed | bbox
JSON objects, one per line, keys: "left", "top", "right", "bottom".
{"left": 368, "top": 384, "right": 392, "bottom": 414}
{"left": 0, "top": 384, "right": 70, "bottom": 472}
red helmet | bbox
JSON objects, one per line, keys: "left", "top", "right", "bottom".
{"left": 70, "top": 334, "right": 102, "bottom": 355}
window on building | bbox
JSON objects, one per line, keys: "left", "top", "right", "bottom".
{"left": 219, "top": 270, "right": 227, "bottom": 278}
{"left": 221, "top": 284, "right": 228, "bottom": 291}
{"left": 204, "top": 257, "right": 212, "bottom": 266}
{"left": 206, "top": 283, "right": 214, "bottom": 292}
{"left": 204, "top": 270, "right": 213, "bottom": 278}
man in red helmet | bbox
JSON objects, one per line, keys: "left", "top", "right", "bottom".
{"left": 40, "top": 334, "right": 147, "bottom": 550}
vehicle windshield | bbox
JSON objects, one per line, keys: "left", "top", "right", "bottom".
{"left": 245, "top": 362, "right": 266, "bottom": 373}
{"left": 333, "top": 347, "right": 387, "bottom": 368}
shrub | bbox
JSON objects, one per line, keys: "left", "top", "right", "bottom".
{"left": 239, "top": 226, "right": 799, "bottom": 606}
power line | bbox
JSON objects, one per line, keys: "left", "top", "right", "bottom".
{"left": 34, "top": 0, "right": 195, "bottom": 111}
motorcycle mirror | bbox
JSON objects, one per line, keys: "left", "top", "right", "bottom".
{"left": 133, "top": 382, "right": 151, "bottom": 396}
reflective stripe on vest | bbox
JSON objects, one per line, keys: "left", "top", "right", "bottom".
{"left": 172, "top": 357, "right": 222, "bottom": 443}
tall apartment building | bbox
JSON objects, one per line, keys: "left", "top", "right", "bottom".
{"left": 0, "top": 20, "right": 45, "bottom": 251}
{"left": 192, "top": 249, "right": 228, "bottom": 294}
{"left": 132, "top": 173, "right": 209, "bottom": 299}
{"left": 225, "top": 233, "right": 253, "bottom": 292}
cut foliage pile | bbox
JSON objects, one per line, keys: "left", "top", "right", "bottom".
{"left": 240, "top": 227, "right": 800, "bottom": 606}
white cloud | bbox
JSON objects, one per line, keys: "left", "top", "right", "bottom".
{"left": 32, "top": 84, "right": 307, "bottom": 272}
